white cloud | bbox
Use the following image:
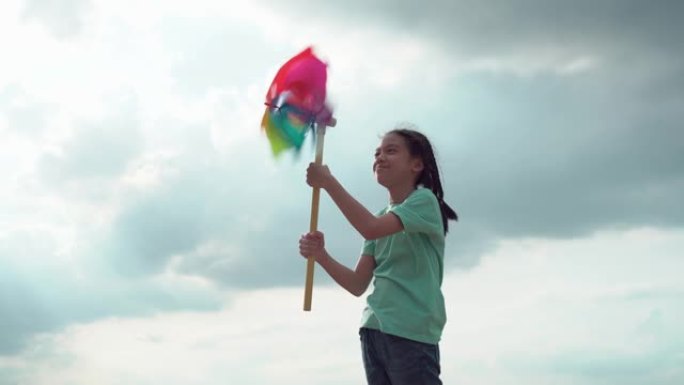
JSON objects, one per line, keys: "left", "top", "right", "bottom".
{"left": 3, "top": 227, "right": 683, "bottom": 384}
{"left": 1, "top": 288, "right": 364, "bottom": 385}
{"left": 2, "top": 4, "right": 683, "bottom": 384}
{"left": 440, "top": 227, "right": 684, "bottom": 384}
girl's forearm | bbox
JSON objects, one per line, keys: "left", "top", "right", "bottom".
{"left": 324, "top": 177, "right": 377, "bottom": 239}
{"left": 316, "top": 252, "right": 370, "bottom": 297}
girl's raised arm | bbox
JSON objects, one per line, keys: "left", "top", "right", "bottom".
{"left": 306, "top": 164, "right": 404, "bottom": 240}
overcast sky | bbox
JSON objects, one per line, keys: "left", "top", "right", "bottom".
{"left": 1, "top": 0, "right": 683, "bottom": 384}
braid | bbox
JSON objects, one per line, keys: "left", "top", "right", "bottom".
{"left": 388, "top": 126, "right": 458, "bottom": 234}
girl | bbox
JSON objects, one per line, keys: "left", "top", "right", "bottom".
{"left": 299, "top": 126, "right": 457, "bottom": 385}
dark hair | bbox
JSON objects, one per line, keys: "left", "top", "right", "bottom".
{"left": 387, "top": 126, "right": 458, "bottom": 234}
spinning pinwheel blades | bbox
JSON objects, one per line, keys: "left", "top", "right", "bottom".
{"left": 260, "top": 47, "right": 336, "bottom": 311}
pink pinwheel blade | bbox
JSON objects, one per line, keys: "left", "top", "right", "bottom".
{"left": 261, "top": 47, "right": 334, "bottom": 156}
{"left": 267, "top": 47, "right": 328, "bottom": 116}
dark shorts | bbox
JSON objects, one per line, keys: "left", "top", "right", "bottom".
{"left": 359, "top": 327, "right": 442, "bottom": 385}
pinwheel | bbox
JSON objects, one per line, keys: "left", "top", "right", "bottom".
{"left": 260, "top": 47, "right": 336, "bottom": 311}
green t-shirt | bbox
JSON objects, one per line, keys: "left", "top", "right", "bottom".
{"left": 360, "top": 187, "right": 446, "bottom": 344}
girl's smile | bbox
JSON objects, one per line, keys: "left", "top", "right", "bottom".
{"left": 373, "top": 133, "right": 423, "bottom": 189}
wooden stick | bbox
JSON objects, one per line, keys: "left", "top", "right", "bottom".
{"left": 303, "top": 122, "right": 330, "bottom": 311}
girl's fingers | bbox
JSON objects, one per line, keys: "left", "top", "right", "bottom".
{"left": 298, "top": 232, "right": 324, "bottom": 258}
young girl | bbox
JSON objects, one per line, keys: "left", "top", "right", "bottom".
{"left": 299, "top": 126, "right": 457, "bottom": 385}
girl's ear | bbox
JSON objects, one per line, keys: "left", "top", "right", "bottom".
{"left": 411, "top": 158, "right": 424, "bottom": 174}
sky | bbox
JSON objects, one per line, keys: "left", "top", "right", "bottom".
{"left": 1, "top": 0, "right": 683, "bottom": 384}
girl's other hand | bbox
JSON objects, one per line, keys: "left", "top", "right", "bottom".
{"left": 306, "top": 163, "right": 333, "bottom": 189}
{"left": 299, "top": 231, "right": 326, "bottom": 260}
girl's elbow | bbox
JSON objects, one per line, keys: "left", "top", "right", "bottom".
{"left": 346, "top": 281, "right": 364, "bottom": 297}
{"left": 346, "top": 287, "right": 362, "bottom": 297}
{"left": 361, "top": 232, "right": 376, "bottom": 241}
{"left": 356, "top": 219, "right": 380, "bottom": 240}
{"left": 351, "top": 287, "right": 366, "bottom": 297}
{"left": 360, "top": 226, "right": 382, "bottom": 241}
{"left": 351, "top": 281, "right": 371, "bottom": 297}
{"left": 360, "top": 218, "right": 400, "bottom": 240}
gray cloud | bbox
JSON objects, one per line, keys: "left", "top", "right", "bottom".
{"left": 0, "top": 104, "right": 222, "bottom": 356}
{"left": 100, "top": 164, "right": 224, "bottom": 276}
{"left": 0, "top": 229, "right": 225, "bottom": 355}
{"left": 95, "top": 138, "right": 319, "bottom": 287}
{"left": 15, "top": 0, "right": 679, "bottom": 289}
{"left": 442, "top": 67, "right": 684, "bottom": 239}
{"left": 260, "top": 0, "right": 684, "bottom": 56}
{"left": 173, "top": 205, "right": 312, "bottom": 289}
{"left": 39, "top": 98, "right": 143, "bottom": 184}
{"left": 4, "top": 0, "right": 683, "bottom": 359}
{"left": 0, "top": 234, "right": 61, "bottom": 354}
{"left": 307, "top": 62, "right": 683, "bottom": 267}
{"left": 253, "top": 0, "right": 684, "bottom": 242}
{"left": 21, "top": 0, "right": 90, "bottom": 39}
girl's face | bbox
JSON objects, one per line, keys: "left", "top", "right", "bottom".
{"left": 373, "top": 133, "right": 424, "bottom": 188}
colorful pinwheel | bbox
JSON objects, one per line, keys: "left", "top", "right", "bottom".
{"left": 260, "top": 47, "right": 336, "bottom": 311}
{"left": 261, "top": 47, "right": 334, "bottom": 156}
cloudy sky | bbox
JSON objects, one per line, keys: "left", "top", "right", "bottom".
{"left": 1, "top": 0, "right": 683, "bottom": 384}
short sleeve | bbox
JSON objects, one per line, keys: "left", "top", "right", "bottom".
{"left": 389, "top": 188, "right": 443, "bottom": 235}
{"left": 361, "top": 238, "right": 376, "bottom": 256}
